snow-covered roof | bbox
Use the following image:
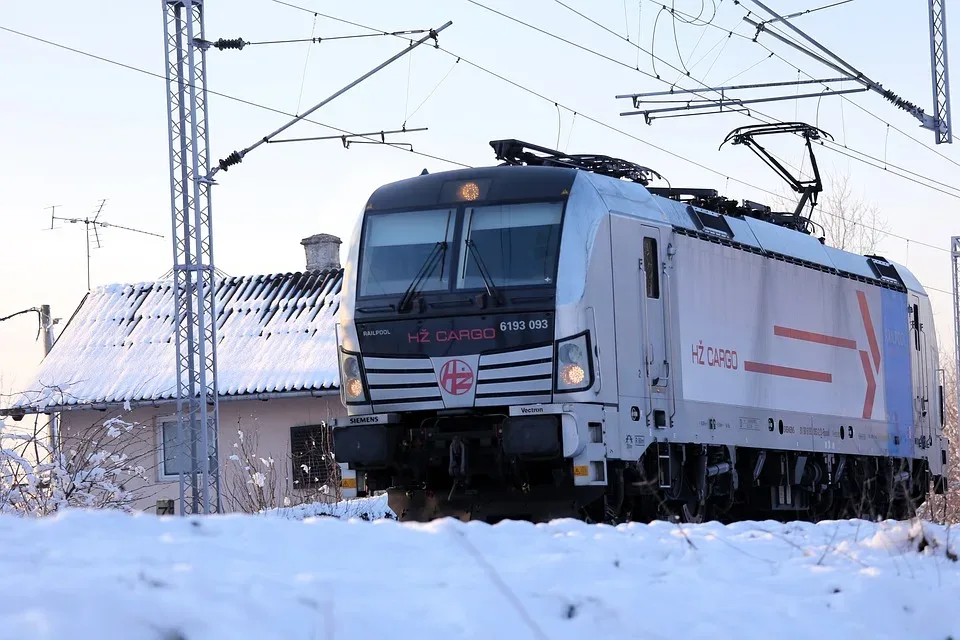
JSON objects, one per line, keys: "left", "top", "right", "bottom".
{"left": 7, "top": 269, "right": 342, "bottom": 413}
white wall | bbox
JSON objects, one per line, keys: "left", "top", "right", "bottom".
{"left": 56, "top": 393, "right": 346, "bottom": 514}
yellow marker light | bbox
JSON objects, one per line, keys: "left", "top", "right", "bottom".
{"left": 458, "top": 182, "right": 480, "bottom": 201}
{"left": 346, "top": 378, "right": 364, "bottom": 399}
{"left": 560, "top": 364, "right": 586, "bottom": 386}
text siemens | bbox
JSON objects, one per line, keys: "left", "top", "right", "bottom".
{"left": 691, "top": 341, "right": 739, "bottom": 370}
{"left": 408, "top": 328, "right": 497, "bottom": 343}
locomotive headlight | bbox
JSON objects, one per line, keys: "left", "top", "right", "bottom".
{"left": 458, "top": 181, "right": 480, "bottom": 201}
{"left": 558, "top": 342, "right": 583, "bottom": 365}
{"left": 344, "top": 356, "right": 361, "bottom": 379}
{"left": 555, "top": 332, "right": 592, "bottom": 393}
{"left": 346, "top": 377, "right": 364, "bottom": 399}
{"left": 339, "top": 353, "right": 367, "bottom": 402}
{"left": 560, "top": 363, "right": 586, "bottom": 386}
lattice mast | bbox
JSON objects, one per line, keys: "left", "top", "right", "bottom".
{"left": 162, "top": 0, "right": 221, "bottom": 515}
{"left": 929, "top": 0, "right": 953, "bottom": 144}
{"left": 953, "top": 237, "right": 960, "bottom": 426}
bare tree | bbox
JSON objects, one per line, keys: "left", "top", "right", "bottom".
{"left": 813, "top": 171, "right": 889, "bottom": 254}
{"left": 772, "top": 170, "right": 889, "bottom": 254}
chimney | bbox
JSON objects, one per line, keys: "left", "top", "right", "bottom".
{"left": 301, "top": 233, "right": 342, "bottom": 271}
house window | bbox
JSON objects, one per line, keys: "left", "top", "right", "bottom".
{"left": 158, "top": 419, "right": 215, "bottom": 480}
{"left": 291, "top": 424, "right": 332, "bottom": 488}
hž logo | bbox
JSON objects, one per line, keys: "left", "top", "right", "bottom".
{"left": 440, "top": 359, "right": 474, "bottom": 395}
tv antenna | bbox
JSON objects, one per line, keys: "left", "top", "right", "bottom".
{"left": 48, "top": 199, "right": 164, "bottom": 291}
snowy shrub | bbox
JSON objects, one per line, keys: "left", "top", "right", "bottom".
{"left": 919, "top": 351, "right": 960, "bottom": 525}
{"left": 0, "top": 415, "right": 150, "bottom": 516}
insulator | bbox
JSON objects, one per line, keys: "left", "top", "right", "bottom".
{"left": 218, "top": 151, "right": 243, "bottom": 172}
{"left": 214, "top": 38, "right": 247, "bottom": 51}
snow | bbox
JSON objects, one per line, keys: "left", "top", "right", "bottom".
{"left": 1, "top": 506, "right": 957, "bottom": 639}
{"left": 10, "top": 270, "right": 342, "bottom": 411}
{"left": 263, "top": 493, "right": 396, "bottom": 521}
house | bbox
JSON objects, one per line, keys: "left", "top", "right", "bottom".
{"left": 1, "top": 234, "right": 349, "bottom": 514}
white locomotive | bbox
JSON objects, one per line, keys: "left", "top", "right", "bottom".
{"left": 331, "top": 125, "right": 949, "bottom": 523}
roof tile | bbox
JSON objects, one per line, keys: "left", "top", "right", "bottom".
{"left": 12, "top": 269, "right": 343, "bottom": 411}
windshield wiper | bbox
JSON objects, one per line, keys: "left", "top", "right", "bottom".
{"left": 398, "top": 241, "right": 447, "bottom": 313}
{"left": 464, "top": 239, "right": 502, "bottom": 306}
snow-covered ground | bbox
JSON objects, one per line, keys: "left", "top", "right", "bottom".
{"left": 261, "top": 493, "right": 396, "bottom": 521}
{"left": 1, "top": 499, "right": 957, "bottom": 639}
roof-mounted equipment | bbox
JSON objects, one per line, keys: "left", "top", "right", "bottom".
{"left": 720, "top": 122, "right": 832, "bottom": 231}
{"left": 865, "top": 255, "right": 905, "bottom": 287}
{"left": 490, "top": 139, "right": 666, "bottom": 186}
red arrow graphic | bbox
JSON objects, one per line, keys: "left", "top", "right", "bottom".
{"left": 859, "top": 349, "right": 876, "bottom": 419}
{"left": 856, "top": 290, "right": 881, "bottom": 373}
{"left": 748, "top": 290, "right": 880, "bottom": 420}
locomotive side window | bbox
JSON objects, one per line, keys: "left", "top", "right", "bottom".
{"left": 643, "top": 237, "right": 659, "bottom": 299}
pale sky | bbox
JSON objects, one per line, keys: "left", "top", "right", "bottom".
{"left": 1, "top": 0, "right": 958, "bottom": 401}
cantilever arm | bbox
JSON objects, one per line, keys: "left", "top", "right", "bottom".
{"left": 209, "top": 21, "right": 453, "bottom": 179}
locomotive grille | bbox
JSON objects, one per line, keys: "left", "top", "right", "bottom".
{"left": 363, "top": 355, "right": 444, "bottom": 411}
{"left": 361, "top": 344, "right": 554, "bottom": 411}
{"left": 475, "top": 344, "right": 554, "bottom": 406}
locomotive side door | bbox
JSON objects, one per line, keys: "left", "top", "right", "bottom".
{"left": 611, "top": 215, "right": 646, "bottom": 406}
{"left": 640, "top": 225, "right": 669, "bottom": 394}
{"left": 610, "top": 217, "right": 672, "bottom": 432}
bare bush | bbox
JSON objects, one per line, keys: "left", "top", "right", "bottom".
{"left": 921, "top": 352, "right": 960, "bottom": 524}
{"left": 222, "top": 416, "right": 340, "bottom": 514}
{"left": 0, "top": 412, "right": 155, "bottom": 515}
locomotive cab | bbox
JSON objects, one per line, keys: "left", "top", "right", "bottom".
{"left": 331, "top": 163, "right": 613, "bottom": 521}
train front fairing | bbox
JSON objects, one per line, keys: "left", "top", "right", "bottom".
{"left": 331, "top": 164, "right": 614, "bottom": 521}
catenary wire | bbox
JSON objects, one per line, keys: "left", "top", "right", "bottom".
{"left": 262, "top": 3, "right": 954, "bottom": 296}
{"left": 265, "top": 0, "right": 958, "bottom": 293}
{"left": 4, "top": 9, "right": 955, "bottom": 299}
{"left": 649, "top": 0, "right": 960, "bottom": 172}
{"left": 542, "top": 0, "right": 960, "bottom": 197}
{"left": 294, "top": 12, "right": 318, "bottom": 115}
{"left": 433, "top": 45, "right": 952, "bottom": 255}
{"left": 246, "top": 30, "right": 430, "bottom": 46}
{"left": 261, "top": 0, "right": 954, "bottom": 257}
{"left": 669, "top": 3, "right": 692, "bottom": 74}
{"left": 644, "top": 0, "right": 960, "bottom": 189}
{"left": 3, "top": 15, "right": 950, "bottom": 268}
{"left": 404, "top": 56, "right": 461, "bottom": 128}
{"left": 0, "top": 24, "right": 469, "bottom": 169}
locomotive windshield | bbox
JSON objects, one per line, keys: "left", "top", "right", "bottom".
{"left": 458, "top": 202, "right": 562, "bottom": 289}
{"left": 357, "top": 201, "right": 563, "bottom": 301}
{"left": 358, "top": 208, "right": 456, "bottom": 297}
